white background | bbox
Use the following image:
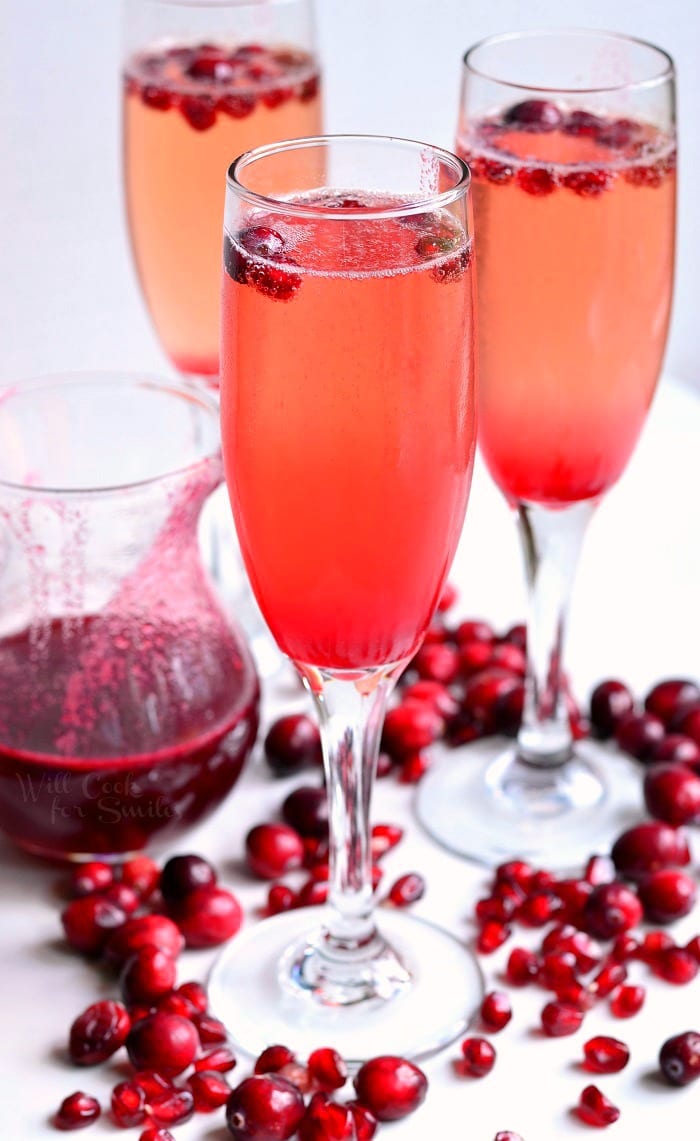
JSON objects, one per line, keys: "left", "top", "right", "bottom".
{"left": 1, "top": 2, "right": 700, "bottom": 1140}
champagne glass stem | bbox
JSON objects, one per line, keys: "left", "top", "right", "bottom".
{"left": 516, "top": 500, "right": 597, "bottom": 767}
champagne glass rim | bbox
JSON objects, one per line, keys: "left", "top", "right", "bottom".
{"left": 227, "top": 133, "right": 471, "bottom": 221}
{"left": 463, "top": 28, "right": 675, "bottom": 95}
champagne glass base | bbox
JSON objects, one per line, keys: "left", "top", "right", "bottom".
{"left": 207, "top": 906, "right": 483, "bottom": 1065}
{"left": 416, "top": 738, "right": 643, "bottom": 871}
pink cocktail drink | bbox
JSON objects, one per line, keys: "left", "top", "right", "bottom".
{"left": 457, "top": 106, "right": 676, "bottom": 506}
{"left": 124, "top": 42, "right": 321, "bottom": 378}
{"left": 221, "top": 201, "right": 477, "bottom": 670}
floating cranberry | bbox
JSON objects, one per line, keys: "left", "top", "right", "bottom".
{"left": 459, "top": 1037, "right": 496, "bottom": 1077}
{"left": 111, "top": 1080, "right": 147, "bottom": 1128}
{"left": 645, "top": 679, "right": 700, "bottom": 726}
{"left": 264, "top": 714, "right": 323, "bottom": 775}
{"left": 61, "top": 895, "right": 128, "bottom": 957}
{"left": 610, "top": 820, "right": 690, "bottom": 881}
{"left": 643, "top": 762, "right": 700, "bottom": 825}
{"left": 503, "top": 99, "right": 562, "bottom": 131}
{"left": 658, "top": 1031, "right": 700, "bottom": 1086}
{"left": 69, "top": 1000, "right": 131, "bottom": 1065}
{"left": 576, "top": 1084, "right": 620, "bottom": 1127}
{"left": 639, "top": 868, "right": 697, "bottom": 924}
{"left": 562, "top": 170, "right": 610, "bottom": 196}
{"left": 282, "top": 785, "right": 329, "bottom": 838}
{"left": 307, "top": 1048, "right": 348, "bottom": 1092}
{"left": 71, "top": 861, "right": 114, "bottom": 898}
{"left": 188, "top": 1070, "right": 232, "bottom": 1112}
{"left": 583, "top": 1035, "right": 630, "bottom": 1074}
{"left": 564, "top": 110, "right": 604, "bottom": 137}
{"left": 170, "top": 886, "right": 243, "bottom": 948}
{"left": 121, "top": 856, "right": 160, "bottom": 899}
{"left": 160, "top": 854, "right": 217, "bottom": 903}
{"left": 354, "top": 1056, "right": 427, "bottom": 1122}
{"left": 480, "top": 991, "right": 512, "bottom": 1032}
{"left": 582, "top": 881, "right": 642, "bottom": 940}
{"left": 186, "top": 48, "right": 234, "bottom": 81}
{"left": 381, "top": 701, "right": 444, "bottom": 758}
{"left": 347, "top": 1100, "right": 378, "bottom": 1140}
{"left": 141, "top": 85, "right": 173, "bottom": 111}
{"left": 220, "top": 92, "right": 257, "bottom": 118}
{"left": 609, "top": 984, "right": 645, "bottom": 1018}
{"left": 614, "top": 710, "right": 665, "bottom": 760}
{"left": 149, "top": 1087, "right": 195, "bottom": 1127}
{"left": 180, "top": 93, "right": 217, "bottom": 130}
{"left": 126, "top": 1012, "right": 199, "bottom": 1076}
{"left": 245, "top": 255, "right": 303, "bottom": 301}
{"left": 541, "top": 1000, "right": 584, "bottom": 1037}
{"left": 298, "top": 1092, "right": 356, "bottom": 1140}
{"left": 386, "top": 872, "right": 426, "bottom": 908}
{"left": 226, "top": 1074, "right": 306, "bottom": 1140}
{"left": 54, "top": 1091, "right": 101, "bottom": 1131}
{"left": 105, "top": 915, "right": 185, "bottom": 968}
{"left": 516, "top": 167, "right": 557, "bottom": 196}
{"left": 589, "top": 679, "right": 635, "bottom": 738}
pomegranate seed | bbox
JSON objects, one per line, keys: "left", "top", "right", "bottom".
{"left": 297, "top": 879, "right": 330, "bottom": 907}
{"left": 120, "top": 946, "right": 177, "bottom": 1004}
{"left": 282, "top": 785, "right": 329, "bottom": 838}
{"left": 245, "top": 823, "right": 305, "bottom": 880}
{"left": 398, "top": 752, "right": 431, "bottom": 783}
{"left": 105, "top": 915, "right": 184, "bottom": 968}
{"left": 71, "top": 861, "right": 114, "bottom": 897}
{"left": 61, "top": 895, "right": 128, "bottom": 956}
{"left": 494, "top": 1134, "right": 524, "bottom": 1141}
{"left": 176, "top": 980, "right": 208, "bottom": 1012}
{"left": 353, "top": 1055, "right": 427, "bottom": 1121}
{"left": 180, "top": 93, "right": 217, "bottom": 129}
{"left": 503, "top": 99, "right": 562, "bottom": 131}
{"left": 639, "top": 868, "right": 697, "bottom": 923}
{"left": 381, "top": 701, "right": 444, "bottom": 758}
{"left": 226, "top": 1075, "right": 305, "bottom": 1140}
{"left": 611, "top": 820, "right": 690, "bottom": 881}
{"left": 264, "top": 714, "right": 322, "bottom": 775}
{"left": 615, "top": 710, "right": 665, "bottom": 760}
{"left": 541, "top": 1001, "right": 584, "bottom": 1037}
{"left": 506, "top": 947, "right": 540, "bottom": 985}
{"left": 539, "top": 951, "right": 577, "bottom": 991}
{"left": 686, "top": 935, "right": 700, "bottom": 963}
{"left": 459, "top": 1036, "right": 496, "bottom": 1077}
{"left": 169, "top": 886, "right": 243, "bottom": 948}
{"left": 659, "top": 1031, "right": 700, "bottom": 1085}
{"left": 255, "top": 1044, "right": 297, "bottom": 1074}
{"left": 576, "top": 1085, "right": 620, "bottom": 1127}
{"left": 583, "top": 1035, "right": 630, "bottom": 1074}
{"left": 476, "top": 895, "right": 517, "bottom": 924}
{"left": 268, "top": 883, "right": 297, "bottom": 915}
{"left": 194, "top": 1046, "right": 238, "bottom": 1073}
{"left": 477, "top": 920, "right": 511, "bottom": 954}
{"left": 111, "top": 1080, "right": 147, "bottom": 1127}
{"left": 590, "top": 961, "right": 627, "bottom": 998}
{"left": 159, "top": 854, "right": 216, "bottom": 902}
{"left": 126, "top": 1013, "right": 199, "bottom": 1076}
{"left": 386, "top": 872, "right": 425, "bottom": 908}
{"left": 298, "top": 1092, "right": 356, "bottom": 1140}
{"left": 516, "top": 167, "right": 557, "bottom": 196}
{"left": 554, "top": 878, "right": 593, "bottom": 924}
{"left": 644, "top": 762, "right": 700, "bottom": 825}
{"left": 121, "top": 856, "right": 160, "bottom": 899}
{"left": 496, "top": 860, "right": 534, "bottom": 891}
{"left": 139, "top": 1129, "right": 176, "bottom": 1141}
{"left": 370, "top": 823, "right": 404, "bottom": 860}
{"left": 187, "top": 1070, "right": 231, "bottom": 1112}
{"left": 555, "top": 981, "right": 596, "bottom": 1012}
{"left": 54, "top": 1091, "right": 101, "bottom": 1131}
{"left": 480, "top": 991, "right": 512, "bottom": 1032}
{"left": 609, "top": 984, "right": 645, "bottom": 1018}
{"left": 639, "top": 930, "right": 675, "bottom": 963}
{"left": 277, "top": 1061, "right": 312, "bottom": 1093}
{"left": 652, "top": 947, "right": 699, "bottom": 985}
{"left": 157, "top": 992, "right": 192, "bottom": 1018}
{"left": 148, "top": 1088, "right": 195, "bottom": 1127}
{"left": 584, "top": 855, "right": 614, "bottom": 885}
{"left": 547, "top": 928, "right": 601, "bottom": 974}
{"left": 610, "top": 933, "right": 640, "bottom": 963}
{"left": 133, "top": 1071, "right": 173, "bottom": 1100}
{"left": 307, "top": 1047, "right": 348, "bottom": 1091}
{"left": 645, "top": 679, "right": 700, "bottom": 726}
{"left": 193, "top": 1011, "right": 228, "bottom": 1044}
{"left": 582, "top": 882, "right": 642, "bottom": 939}
{"left": 69, "top": 1000, "right": 131, "bottom": 1065}
{"left": 347, "top": 1100, "right": 378, "bottom": 1140}
{"left": 518, "top": 890, "right": 561, "bottom": 927}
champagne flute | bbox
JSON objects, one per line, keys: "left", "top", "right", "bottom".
{"left": 209, "top": 134, "right": 481, "bottom": 1061}
{"left": 418, "top": 30, "right": 676, "bottom": 867}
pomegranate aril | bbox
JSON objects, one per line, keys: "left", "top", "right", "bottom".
{"left": 347, "top": 1100, "right": 377, "bottom": 1140}
{"left": 555, "top": 980, "right": 596, "bottom": 1012}
{"left": 639, "top": 929, "right": 675, "bottom": 963}
{"left": 297, "top": 878, "right": 330, "bottom": 907}
{"left": 476, "top": 895, "right": 517, "bottom": 924}
{"left": 659, "top": 1030, "right": 700, "bottom": 1086}
{"left": 226, "top": 1074, "right": 305, "bottom": 1140}
{"left": 176, "top": 980, "right": 208, "bottom": 1012}
{"left": 554, "top": 877, "right": 593, "bottom": 924}
{"left": 148, "top": 1088, "right": 195, "bottom": 1127}
{"left": 398, "top": 751, "right": 431, "bottom": 783}
{"left": 584, "top": 855, "right": 614, "bottom": 885}
{"left": 193, "top": 1011, "right": 227, "bottom": 1044}
{"left": 159, "top": 854, "right": 216, "bottom": 903}
{"left": 307, "top": 1047, "right": 348, "bottom": 1091}
{"left": 71, "top": 861, "right": 114, "bottom": 897}
{"left": 158, "top": 994, "right": 194, "bottom": 1019}
{"left": 111, "top": 1080, "right": 147, "bottom": 1128}
{"left": 590, "top": 961, "right": 627, "bottom": 998}
{"left": 506, "top": 947, "right": 540, "bottom": 986}
{"left": 459, "top": 1036, "right": 496, "bottom": 1077}
{"left": 576, "top": 1085, "right": 620, "bottom": 1127}
{"left": 194, "top": 1046, "right": 237, "bottom": 1073}
{"left": 610, "top": 933, "right": 640, "bottom": 963}
{"left": 370, "top": 823, "right": 404, "bottom": 860}
{"left": 283, "top": 785, "right": 329, "bottom": 838}
{"left": 518, "top": 890, "right": 561, "bottom": 927}
{"left": 126, "top": 1012, "right": 199, "bottom": 1077}
{"left": 496, "top": 860, "right": 534, "bottom": 892}
{"left": 187, "top": 1070, "right": 231, "bottom": 1112}
{"left": 268, "top": 883, "right": 297, "bottom": 914}
{"left": 61, "top": 895, "right": 128, "bottom": 956}
{"left": 69, "top": 999, "right": 131, "bottom": 1065}
{"left": 353, "top": 1055, "right": 427, "bottom": 1122}
{"left": 583, "top": 1035, "right": 630, "bottom": 1074}
{"left": 133, "top": 1071, "right": 173, "bottom": 1100}
{"left": 541, "top": 1000, "right": 584, "bottom": 1037}
{"left": 298, "top": 1092, "right": 356, "bottom": 1140}
{"left": 386, "top": 872, "right": 425, "bottom": 908}
{"left": 54, "top": 1091, "right": 101, "bottom": 1131}
{"left": 639, "top": 868, "right": 697, "bottom": 923}
{"left": 539, "top": 951, "right": 577, "bottom": 991}
{"left": 609, "top": 984, "right": 645, "bottom": 1018}
{"left": 139, "top": 1129, "right": 176, "bottom": 1141}
{"left": 121, "top": 946, "right": 177, "bottom": 1005}
{"left": 169, "top": 885, "right": 243, "bottom": 948}
{"left": 255, "top": 1044, "right": 297, "bottom": 1075}
{"left": 245, "top": 823, "right": 305, "bottom": 880}
{"left": 480, "top": 990, "right": 512, "bottom": 1032}
{"left": 477, "top": 920, "right": 511, "bottom": 954}
{"left": 494, "top": 1134, "right": 524, "bottom": 1141}
{"left": 103, "top": 883, "right": 141, "bottom": 915}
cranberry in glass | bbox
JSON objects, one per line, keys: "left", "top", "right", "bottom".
{"left": 54, "top": 1091, "right": 101, "bottom": 1131}
{"left": 69, "top": 1000, "right": 131, "bottom": 1065}
{"left": 160, "top": 854, "right": 217, "bottom": 903}
{"left": 226, "top": 1074, "right": 305, "bottom": 1140}
{"left": 170, "top": 886, "right": 243, "bottom": 948}
{"left": 353, "top": 1055, "right": 428, "bottom": 1121}
{"left": 282, "top": 785, "right": 329, "bottom": 838}
{"left": 503, "top": 98, "right": 562, "bottom": 130}
{"left": 610, "top": 820, "right": 690, "bottom": 880}
{"left": 643, "top": 763, "right": 700, "bottom": 825}
{"left": 659, "top": 1031, "right": 700, "bottom": 1085}
{"left": 264, "top": 714, "right": 323, "bottom": 775}
{"left": 126, "top": 1012, "right": 199, "bottom": 1076}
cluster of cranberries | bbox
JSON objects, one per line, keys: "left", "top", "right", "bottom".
{"left": 125, "top": 42, "right": 320, "bottom": 131}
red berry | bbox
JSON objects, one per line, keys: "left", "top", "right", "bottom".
{"left": 121, "top": 856, "right": 160, "bottom": 899}
{"left": 589, "top": 680, "right": 635, "bottom": 738}
{"left": 477, "top": 920, "right": 511, "bottom": 954}
{"left": 639, "top": 868, "right": 697, "bottom": 923}
{"left": 659, "top": 1031, "right": 700, "bottom": 1086}
{"left": 180, "top": 93, "right": 217, "bottom": 129}
{"left": 516, "top": 167, "right": 557, "bottom": 196}
{"left": 562, "top": 169, "right": 610, "bottom": 196}
{"left": 564, "top": 110, "right": 604, "bottom": 137}
{"left": 381, "top": 701, "right": 444, "bottom": 758}
{"left": 226, "top": 1074, "right": 306, "bottom": 1140}
{"left": 149, "top": 1088, "right": 195, "bottom": 1127}
{"left": 170, "top": 886, "right": 243, "bottom": 948}
{"left": 267, "top": 884, "right": 297, "bottom": 915}
{"left": 506, "top": 947, "right": 540, "bottom": 986}
{"left": 220, "top": 92, "right": 257, "bottom": 118}
{"left": 160, "top": 854, "right": 216, "bottom": 903}
{"left": 132, "top": 1071, "right": 173, "bottom": 1100}
{"left": 126, "top": 1012, "right": 199, "bottom": 1076}
{"left": 102, "top": 883, "right": 140, "bottom": 915}
{"left": 576, "top": 1085, "right": 620, "bottom": 1127}
{"left": 254, "top": 1045, "right": 297, "bottom": 1075}
{"left": 194, "top": 1046, "right": 238, "bottom": 1073}
{"left": 346, "top": 1101, "right": 377, "bottom": 1139}
{"left": 411, "top": 642, "right": 460, "bottom": 684}
{"left": 264, "top": 714, "right": 323, "bottom": 775}
{"left": 307, "top": 1048, "right": 348, "bottom": 1092}
{"left": 541, "top": 1001, "right": 584, "bottom": 1037}
{"left": 188, "top": 1070, "right": 232, "bottom": 1112}
{"left": 644, "top": 762, "right": 700, "bottom": 825}
{"left": 615, "top": 710, "right": 665, "bottom": 760}
{"left": 583, "top": 1035, "right": 630, "bottom": 1074}
{"left": 582, "top": 882, "right": 642, "bottom": 940}
{"left": 54, "top": 1091, "right": 101, "bottom": 1131}
{"left": 69, "top": 1000, "right": 131, "bottom": 1065}
{"left": 298, "top": 1092, "right": 356, "bottom": 1140}
{"left": 455, "top": 619, "right": 494, "bottom": 645}
{"left": 111, "top": 1080, "right": 147, "bottom": 1127}
{"left": 590, "top": 960, "right": 627, "bottom": 998}
{"left": 61, "top": 895, "right": 128, "bottom": 956}
{"left": 480, "top": 990, "right": 512, "bottom": 1032}
{"left": 141, "top": 85, "right": 172, "bottom": 111}
{"left": 609, "top": 984, "right": 645, "bottom": 1018}
{"left": 494, "top": 1134, "right": 524, "bottom": 1141}
{"left": 121, "top": 946, "right": 177, "bottom": 1004}
{"left": 462, "top": 669, "right": 522, "bottom": 735}
{"left": 670, "top": 701, "right": 700, "bottom": 743}
{"left": 503, "top": 99, "right": 562, "bottom": 131}
{"left": 652, "top": 947, "right": 699, "bottom": 985}
{"left": 246, "top": 823, "right": 305, "bottom": 880}
{"left": 71, "top": 861, "right": 114, "bottom": 897}
{"left": 282, "top": 785, "right": 329, "bottom": 838}
{"left": 652, "top": 734, "right": 700, "bottom": 766}
{"left": 353, "top": 1055, "right": 428, "bottom": 1121}
{"left": 176, "top": 979, "right": 208, "bottom": 1012}
{"left": 139, "top": 1129, "right": 176, "bottom": 1141}
{"left": 386, "top": 872, "right": 425, "bottom": 908}
{"left": 611, "top": 820, "right": 690, "bottom": 881}
{"left": 105, "top": 915, "right": 185, "bottom": 968}
{"left": 645, "top": 679, "right": 700, "bottom": 726}
{"left": 370, "top": 823, "right": 404, "bottom": 860}
{"left": 459, "top": 1037, "right": 496, "bottom": 1077}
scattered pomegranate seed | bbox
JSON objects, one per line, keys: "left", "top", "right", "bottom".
{"left": 111, "top": 1080, "right": 147, "bottom": 1128}
{"left": 298, "top": 1092, "right": 356, "bottom": 1140}
{"left": 658, "top": 1031, "right": 700, "bottom": 1085}
{"left": 518, "top": 890, "right": 561, "bottom": 927}
{"left": 494, "top": 1134, "right": 524, "bottom": 1141}
{"left": 148, "top": 1087, "right": 195, "bottom": 1127}
{"left": 506, "top": 946, "right": 540, "bottom": 986}
{"left": 103, "top": 883, "right": 141, "bottom": 915}
{"left": 61, "top": 895, "right": 128, "bottom": 956}
{"left": 639, "top": 868, "right": 697, "bottom": 923}
{"left": 53, "top": 1091, "right": 101, "bottom": 1131}
{"left": 139, "top": 1129, "right": 176, "bottom": 1141}
{"left": 69, "top": 999, "right": 131, "bottom": 1065}
{"left": 194, "top": 1046, "right": 238, "bottom": 1073}
{"left": 398, "top": 751, "right": 431, "bottom": 783}
{"left": 459, "top": 1037, "right": 497, "bottom": 1077}
{"left": 651, "top": 946, "right": 699, "bottom": 985}
{"left": 264, "top": 714, "right": 323, "bottom": 775}
{"left": 307, "top": 1047, "right": 348, "bottom": 1092}
{"left": 188, "top": 1069, "right": 232, "bottom": 1112}
{"left": 584, "top": 855, "right": 615, "bottom": 885}
{"left": 370, "top": 823, "right": 404, "bottom": 860}
{"left": 226, "top": 1074, "right": 305, "bottom": 1140}
{"left": 159, "top": 854, "right": 217, "bottom": 903}
{"left": 126, "top": 1012, "right": 199, "bottom": 1076}
{"left": 71, "top": 861, "right": 114, "bottom": 898}
{"left": 639, "top": 930, "right": 675, "bottom": 963}
{"left": 133, "top": 1071, "right": 173, "bottom": 1100}
{"left": 583, "top": 1035, "right": 630, "bottom": 1074}
{"left": 576, "top": 1084, "right": 620, "bottom": 1127}
{"left": 353, "top": 1055, "right": 428, "bottom": 1121}
{"left": 192, "top": 1011, "right": 228, "bottom": 1044}
{"left": 254, "top": 1044, "right": 297, "bottom": 1075}
{"left": 609, "top": 984, "right": 645, "bottom": 1018}
{"left": 168, "top": 885, "right": 243, "bottom": 948}
{"left": 590, "top": 960, "right": 627, "bottom": 998}
{"left": 120, "top": 946, "right": 177, "bottom": 1005}
{"left": 477, "top": 920, "right": 512, "bottom": 954}
{"left": 267, "top": 883, "right": 297, "bottom": 915}
{"left": 245, "top": 823, "right": 305, "bottom": 880}
{"left": 176, "top": 980, "right": 208, "bottom": 1012}
{"left": 539, "top": 950, "right": 577, "bottom": 991}
{"left": 297, "top": 879, "right": 330, "bottom": 907}
{"left": 282, "top": 785, "right": 329, "bottom": 838}
{"left": 541, "top": 1000, "right": 584, "bottom": 1037}
{"left": 346, "top": 1100, "right": 378, "bottom": 1140}
{"left": 386, "top": 872, "right": 425, "bottom": 908}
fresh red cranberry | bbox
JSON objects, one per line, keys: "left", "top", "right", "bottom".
{"left": 307, "top": 1048, "right": 348, "bottom": 1092}
{"left": 639, "top": 930, "right": 675, "bottom": 963}
{"left": 188, "top": 1070, "right": 232, "bottom": 1112}
{"left": 69, "top": 1000, "right": 131, "bottom": 1065}
{"left": 576, "top": 1084, "right": 620, "bottom": 1127}
{"left": 503, "top": 99, "right": 562, "bottom": 131}
{"left": 246, "top": 823, "right": 305, "bottom": 880}
{"left": 411, "top": 642, "right": 461, "bottom": 684}
{"left": 71, "top": 861, "right": 114, "bottom": 898}
{"left": 506, "top": 946, "right": 540, "bottom": 986}
{"left": 652, "top": 734, "right": 700, "bottom": 766}
{"left": 103, "top": 883, "right": 141, "bottom": 915}
{"left": 192, "top": 1011, "right": 228, "bottom": 1044}
{"left": 282, "top": 785, "right": 329, "bottom": 838}
{"left": 462, "top": 668, "right": 523, "bottom": 735}
{"left": 160, "top": 854, "right": 217, "bottom": 903}
{"left": 652, "top": 947, "right": 699, "bottom": 985}
{"left": 590, "top": 960, "right": 627, "bottom": 998}
{"left": 554, "top": 877, "right": 594, "bottom": 924}
{"left": 458, "top": 639, "right": 496, "bottom": 677}
{"left": 120, "top": 946, "right": 177, "bottom": 1005}
{"left": 659, "top": 1031, "right": 700, "bottom": 1086}
{"left": 267, "top": 884, "right": 297, "bottom": 915}
{"left": 400, "top": 682, "right": 459, "bottom": 721}
{"left": 644, "top": 762, "right": 700, "bottom": 825}
{"left": 539, "top": 950, "right": 577, "bottom": 991}
{"left": 611, "top": 820, "right": 690, "bottom": 880}
{"left": 126, "top": 1012, "right": 199, "bottom": 1076}
{"left": 583, "top": 1035, "right": 630, "bottom": 1074}
{"left": 194, "top": 1046, "right": 238, "bottom": 1074}
{"left": 489, "top": 642, "right": 527, "bottom": 675}
{"left": 186, "top": 48, "right": 234, "bottom": 81}
{"left": 516, "top": 167, "right": 557, "bottom": 196}
{"left": 610, "top": 933, "right": 640, "bottom": 963}
{"left": 386, "top": 872, "right": 425, "bottom": 908}
{"left": 381, "top": 701, "right": 444, "bottom": 758}
{"left": 61, "top": 895, "right": 128, "bottom": 957}
{"left": 176, "top": 980, "right": 208, "bottom": 1013}
{"left": 347, "top": 1101, "right": 377, "bottom": 1140}
{"left": 149, "top": 1087, "right": 195, "bottom": 1127}
{"left": 582, "top": 882, "right": 642, "bottom": 939}
{"left": 458, "top": 1037, "right": 496, "bottom": 1077}
{"left": 480, "top": 991, "right": 512, "bottom": 1032}
{"left": 454, "top": 619, "right": 494, "bottom": 644}
{"left": 609, "top": 984, "right": 645, "bottom": 1018}
{"left": 639, "top": 868, "right": 697, "bottom": 924}
{"left": 170, "top": 886, "right": 243, "bottom": 948}
{"left": 615, "top": 710, "right": 666, "bottom": 760}
{"left": 298, "top": 1092, "right": 356, "bottom": 1140}
{"left": 111, "top": 1080, "right": 147, "bottom": 1128}
{"left": 541, "top": 1000, "right": 584, "bottom": 1037}
{"left": 243, "top": 253, "right": 303, "bottom": 301}
{"left": 645, "top": 679, "right": 700, "bottom": 726}
{"left": 353, "top": 1056, "right": 427, "bottom": 1122}
{"left": 254, "top": 1045, "right": 297, "bottom": 1075}
{"left": 121, "top": 856, "right": 160, "bottom": 899}
{"left": 53, "top": 1091, "right": 101, "bottom": 1131}
{"left": 105, "top": 915, "right": 185, "bottom": 968}
{"left": 264, "top": 714, "right": 323, "bottom": 775}
{"left": 670, "top": 701, "right": 700, "bottom": 744}
{"left": 226, "top": 1074, "right": 306, "bottom": 1140}
{"left": 686, "top": 935, "right": 700, "bottom": 963}
{"left": 589, "top": 680, "right": 635, "bottom": 739}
